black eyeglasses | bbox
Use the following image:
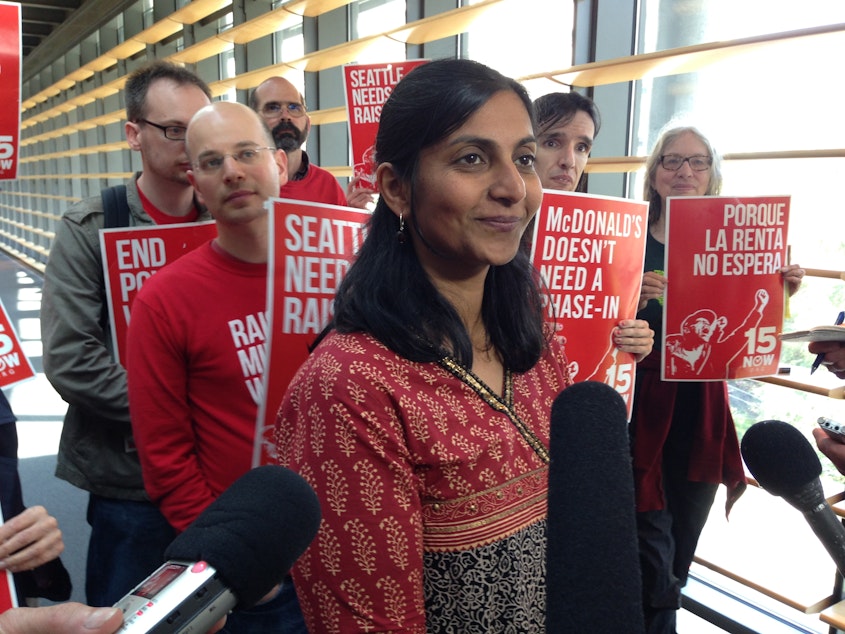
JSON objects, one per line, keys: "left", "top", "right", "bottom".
{"left": 259, "top": 101, "right": 306, "bottom": 119}
{"left": 193, "top": 147, "right": 277, "bottom": 173}
{"left": 138, "top": 119, "right": 188, "bottom": 141}
{"left": 659, "top": 154, "right": 712, "bottom": 171}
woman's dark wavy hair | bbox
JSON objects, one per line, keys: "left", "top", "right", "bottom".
{"left": 329, "top": 58, "right": 548, "bottom": 373}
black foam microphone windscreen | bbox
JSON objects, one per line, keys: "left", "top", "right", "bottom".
{"left": 740, "top": 420, "right": 822, "bottom": 496}
{"left": 546, "top": 381, "right": 644, "bottom": 633}
{"left": 741, "top": 419, "right": 845, "bottom": 577}
{"left": 165, "top": 464, "right": 321, "bottom": 609}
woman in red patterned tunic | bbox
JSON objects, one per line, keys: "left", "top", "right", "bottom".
{"left": 276, "top": 59, "right": 573, "bottom": 633}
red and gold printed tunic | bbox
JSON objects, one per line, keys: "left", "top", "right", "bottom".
{"left": 276, "top": 331, "right": 572, "bottom": 633}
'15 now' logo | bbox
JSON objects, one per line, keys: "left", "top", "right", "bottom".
{"left": 0, "top": 136, "right": 14, "bottom": 171}
{"left": 0, "top": 324, "right": 20, "bottom": 373}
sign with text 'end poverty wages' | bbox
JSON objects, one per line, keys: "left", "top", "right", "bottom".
{"left": 663, "top": 196, "right": 790, "bottom": 381}
{"left": 100, "top": 221, "right": 218, "bottom": 364}
{"left": 254, "top": 199, "right": 370, "bottom": 467}
{"left": 0, "top": 1, "right": 22, "bottom": 180}
{"left": 343, "top": 60, "right": 428, "bottom": 192}
{"left": 531, "top": 190, "right": 648, "bottom": 416}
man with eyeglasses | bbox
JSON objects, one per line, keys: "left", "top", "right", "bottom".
{"left": 533, "top": 91, "right": 601, "bottom": 193}
{"left": 41, "top": 60, "right": 212, "bottom": 607}
{"left": 249, "top": 76, "right": 375, "bottom": 209}
{"left": 530, "top": 92, "right": 654, "bottom": 369}
{"left": 125, "top": 101, "right": 307, "bottom": 632}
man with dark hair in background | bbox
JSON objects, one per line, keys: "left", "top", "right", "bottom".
{"left": 533, "top": 91, "right": 602, "bottom": 193}
{"left": 41, "top": 60, "right": 212, "bottom": 606}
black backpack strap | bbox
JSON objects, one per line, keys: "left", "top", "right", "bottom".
{"left": 101, "top": 184, "right": 130, "bottom": 228}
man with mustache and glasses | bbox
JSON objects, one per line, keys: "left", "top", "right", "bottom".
{"left": 249, "top": 76, "right": 374, "bottom": 209}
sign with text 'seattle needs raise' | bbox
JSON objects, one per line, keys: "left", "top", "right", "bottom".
{"left": 0, "top": 1, "right": 21, "bottom": 180}
{"left": 342, "top": 60, "right": 428, "bottom": 193}
{"left": 254, "top": 198, "right": 370, "bottom": 467}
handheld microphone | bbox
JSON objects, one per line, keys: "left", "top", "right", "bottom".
{"left": 114, "top": 465, "right": 321, "bottom": 633}
{"left": 740, "top": 419, "right": 845, "bottom": 577}
{"left": 546, "top": 381, "right": 644, "bottom": 633}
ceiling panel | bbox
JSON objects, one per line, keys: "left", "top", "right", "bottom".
{"left": 12, "top": 0, "right": 137, "bottom": 82}
{"left": 14, "top": 0, "right": 84, "bottom": 58}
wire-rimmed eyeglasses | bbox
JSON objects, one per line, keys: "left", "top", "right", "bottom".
{"left": 138, "top": 119, "right": 187, "bottom": 141}
{"left": 193, "top": 147, "right": 277, "bottom": 173}
{"left": 659, "top": 154, "right": 712, "bottom": 171}
{"left": 260, "top": 101, "right": 306, "bottom": 119}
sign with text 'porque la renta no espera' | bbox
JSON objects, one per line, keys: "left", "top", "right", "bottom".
{"left": 662, "top": 196, "right": 790, "bottom": 381}
{"left": 100, "top": 221, "right": 218, "bottom": 364}
{"left": 0, "top": 1, "right": 22, "bottom": 180}
{"left": 254, "top": 199, "right": 370, "bottom": 466}
{"left": 531, "top": 190, "right": 648, "bottom": 417}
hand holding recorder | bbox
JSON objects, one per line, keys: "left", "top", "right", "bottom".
{"left": 113, "top": 465, "right": 320, "bottom": 633}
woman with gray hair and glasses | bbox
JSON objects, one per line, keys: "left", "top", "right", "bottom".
{"left": 629, "top": 125, "right": 804, "bottom": 634}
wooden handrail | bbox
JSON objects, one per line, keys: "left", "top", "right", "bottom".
{"left": 519, "top": 22, "right": 845, "bottom": 89}
{"left": 804, "top": 268, "right": 845, "bottom": 281}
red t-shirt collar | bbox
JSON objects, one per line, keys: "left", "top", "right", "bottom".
{"left": 137, "top": 182, "right": 200, "bottom": 224}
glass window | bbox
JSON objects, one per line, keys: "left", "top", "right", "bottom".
{"left": 630, "top": 5, "right": 845, "bottom": 420}
{"left": 274, "top": 23, "right": 304, "bottom": 64}
{"left": 354, "top": 0, "right": 406, "bottom": 63}
{"left": 142, "top": 0, "right": 153, "bottom": 29}
{"left": 220, "top": 46, "right": 236, "bottom": 102}
{"left": 464, "top": 0, "right": 574, "bottom": 94}
{"left": 632, "top": 1, "right": 845, "bottom": 171}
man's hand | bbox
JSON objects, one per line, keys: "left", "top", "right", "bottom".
{"left": 0, "top": 507, "right": 63, "bottom": 573}
{"left": 0, "top": 604, "right": 123, "bottom": 634}
{"left": 615, "top": 319, "right": 654, "bottom": 362}
{"left": 809, "top": 341, "right": 845, "bottom": 379}
{"left": 638, "top": 270, "right": 666, "bottom": 311}
{"left": 345, "top": 176, "right": 376, "bottom": 209}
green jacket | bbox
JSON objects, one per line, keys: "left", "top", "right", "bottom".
{"left": 41, "top": 173, "right": 211, "bottom": 499}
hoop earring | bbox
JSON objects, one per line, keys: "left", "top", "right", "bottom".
{"left": 397, "top": 212, "right": 406, "bottom": 244}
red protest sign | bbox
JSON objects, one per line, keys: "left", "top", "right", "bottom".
{"left": 100, "top": 221, "right": 218, "bottom": 364}
{"left": 0, "top": 508, "right": 16, "bottom": 614}
{"left": 0, "top": 1, "right": 21, "bottom": 180}
{"left": 531, "top": 190, "right": 648, "bottom": 415}
{"left": 0, "top": 298, "right": 34, "bottom": 390}
{"left": 663, "top": 196, "right": 790, "bottom": 381}
{"left": 0, "top": 569, "right": 14, "bottom": 614}
{"left": 254, "top": 199, "right": 370, "bottom": 466}
{"left": 343, "top": 60, "right": 428, "bottom": 192}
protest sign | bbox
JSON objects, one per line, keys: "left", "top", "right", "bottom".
{"left": 0, "top": 1, "right": 21, "bottom": 180}
{"left": 0, "top": 570, "right": 13, "bottom": 613}
{"left": 663, "top": 195, "right": 790, "bottom": 381}
{"left": 254, "top": 199, "right": 370, "bottom": 466}
{"left": 0, "top": 507, "right": 16, "bottom": 614}
{"left": 100, "top": 221, "right": 218, "bottom": 363}
{"left": 0, "top": 298, "right": 34, "bottom": 389}
{"left": 343, "top": 60, "right": 428, "bottom": 191}
{"left": 531, "top": 190, "right": 648, "bottom": 414}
